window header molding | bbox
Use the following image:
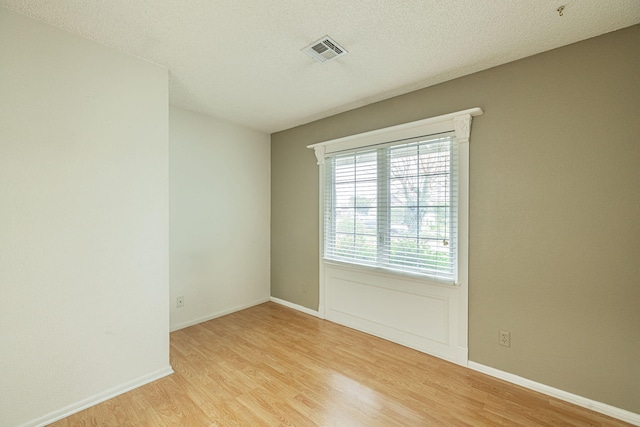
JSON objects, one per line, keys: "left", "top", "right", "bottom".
{"left": 308, "top": 107, "right": 483, "bottom": 165}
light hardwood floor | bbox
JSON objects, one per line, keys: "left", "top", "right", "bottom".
{"left": 52, "top": 302, "right": 632, "bottom": 426}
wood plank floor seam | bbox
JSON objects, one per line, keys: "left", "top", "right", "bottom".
{"left": 50, "top": 302, "right": 633, "bottom": 426}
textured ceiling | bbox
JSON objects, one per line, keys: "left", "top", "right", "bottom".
{"left": 1, "top": 1, "right": 639, "bottom": 133}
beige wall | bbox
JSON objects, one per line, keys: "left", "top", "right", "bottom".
{"left": 0, "top": 7, "right": 170, "bottom": 426}
{"left": 271, "top": 25, "right": 640, "bottom": 413}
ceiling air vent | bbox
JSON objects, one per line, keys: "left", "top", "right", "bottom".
{"left": 302, "top": 36, "right": 348, "bottom": 63}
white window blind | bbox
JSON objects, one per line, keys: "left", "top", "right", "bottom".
{"left": 324, "top": 132, "right": 458, "bottom": 283}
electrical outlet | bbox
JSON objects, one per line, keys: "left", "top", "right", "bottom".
{"left": 303, "top": 283, "right": 309, "bottom": 293}
{"left": 177, "top": 295, "right": 184, "bottom": 308}
{"left": 499, "top": 330, "right": 511, "bottom": 347}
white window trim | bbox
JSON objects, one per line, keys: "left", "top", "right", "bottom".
{"left": 308, "top": 107, "right": 482, "bottom": 359}
{"left": 309, "top": 107, "right": 482, "bottom": 164}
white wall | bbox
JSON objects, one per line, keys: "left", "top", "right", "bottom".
{"left": 169, "top": 107, "right": 270, "bottom": 331}
{"left": 0, "top": 8, "right": 171, "bottom": 427}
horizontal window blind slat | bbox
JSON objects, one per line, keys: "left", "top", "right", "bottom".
{"left": 324, "top": 133, "right": 457, "bottom": 281}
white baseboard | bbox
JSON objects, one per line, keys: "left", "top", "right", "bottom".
{"left": 468, "top": 361, "right": 640, "bottom": 426}
{"left": 269, "top": 297, "right": 321, "bottom": 318}
{"left": 170, "top": 297, "right": 270, "bottom": 332}
{"left": 20, "top": 366, "right": 173, "bottom": 427}
{"left": 456, "top": 346, "right": 469, "bottom": 367}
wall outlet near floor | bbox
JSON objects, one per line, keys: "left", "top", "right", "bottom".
{"left": 177, "top": 295, "right": 185, "bottom": 308}
{"left": 303, "top": 283, "right": 309, "bottom": 293}
{"left": 499, "top": 330, "right": 511, "bottom": 347}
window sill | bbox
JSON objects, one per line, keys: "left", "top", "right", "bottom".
{"left": 321, "top": 258, "right": 459, "bottom": 289}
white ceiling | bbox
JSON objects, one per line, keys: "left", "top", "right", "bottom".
{"left": 2, "top": 1, "right": 639, "bottom": 133}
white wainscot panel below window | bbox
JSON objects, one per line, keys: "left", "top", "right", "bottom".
{"left": 324, "top": 263, "right": 464, "bottom": 364}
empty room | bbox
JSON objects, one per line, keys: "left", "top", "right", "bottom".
{"left": 1, "top": 1, "right": 639, "bottom": 426}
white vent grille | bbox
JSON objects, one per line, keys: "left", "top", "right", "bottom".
{"left": 302, "top": 36, "right": 348, "bottom": 63}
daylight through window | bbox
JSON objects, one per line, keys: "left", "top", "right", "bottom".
{"left": 323, "top": 132, "right": 458, "bottom": 283}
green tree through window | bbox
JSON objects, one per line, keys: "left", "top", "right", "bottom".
{"left": 324, "top": 134, "right": 457, "bottom": 281}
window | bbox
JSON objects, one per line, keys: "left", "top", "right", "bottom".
{"left": 309, "top": 108, "right": 482, "bottom": 286}
{"left": 323, "top": 133, "right": 457, "bottom": 282}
